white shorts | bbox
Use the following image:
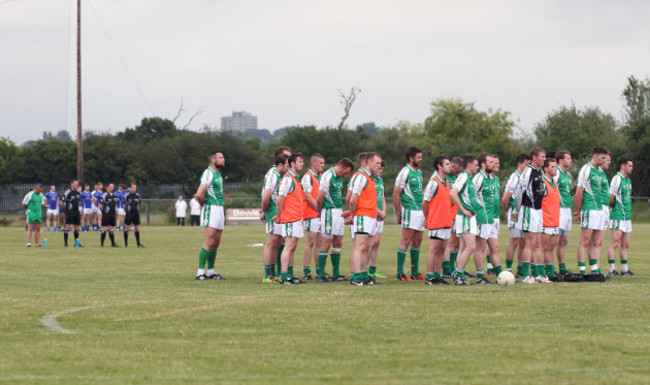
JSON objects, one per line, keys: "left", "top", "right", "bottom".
{"left": 266, "top": 220, "right": 283, "bottom": 236}
{"left": 517, "top": 207, "right": 543, "bottom": 233}
{"left": 303, "top": 217, "right": 320, "bottom": 233}
{"left": 559, "top": 207, "right": 572, "bottom": 233}
{"left": 46, "top": 208, "right": 59, "bottom": 216}
{"left": 320, "top": 208, "right": 344, "bottom": 238}
{"left": 493, "top": 218, "right": 500, "bottom": 234}
{"left": 116, "top": 208, "right": 126, "bottom": 216}
{"left": 353, "top": 216, "right": 377, "bottom": 236}
{"left": 83, "top": 208, "right": 93, "bottom": 215}
{"left": 201, "top": 204, "right": 224, "bottom": 230}
{"left": 509, "top": 227, "right": 524, "bottom": 238}
{"left": 401, "top": 208, "right": 425, "bottom": 231}
{"left": 281, "top": 221, "right": 304, "bottom": 238}
{"left": 478, "top": 222, "right": 499, "bottom": 239}
{"left": 455, "top": 214, "right": 478, "bottom": 235}
{"left": 580, "top": 209, "right": 605, "bottom": 231}
{"left": 506, "top": 207, "right": 517, "bottom": 228}
{"left": 610, "top": 219, "right": 632, "bottom": 234}
{"left": 92, "top": 204, "right": 101, "bottom": 214}
{"left": 376, "top": 220, "right": 384, "bottom": 234}
{"left": 429, "top": 228, "right": 452, "bottom": 240}
{"left": 542, "top": 227, "right": 560, "bottom": 235}
{"left": 600, "top": 205, "right": 610, "bottom": 231}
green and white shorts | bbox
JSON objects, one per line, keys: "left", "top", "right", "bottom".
{"left": 201, "top": 204, "right": 224, "bottom": 230}
{"left": 353, "top": 216, "right": 377, "bottom": 236}
{"left": 429, "top": 227, "right": 452, "bottom": 240}
{"left": 303, "top": 217, "right": 320, "bottom": 233}
{"left": 320, "top": 208, "right": 344, "bottom": 238}
{"left": 281, "top": 221, "right": 304, "bottom": 238}
{"left": 516, "top": 207, "right": 543, "bottom": 233}
{"left": 266, "top": 219, "right": 283, "bottom": 236}
{"left": 559, "top": 207, "right": 572, "bottom": 234}
{"left": 610, "top": 219, "right": 631, "bottom": 233}
{"left": 401, "top": 208, "right": 425, "bottom": 231}
{"left": 376, "top": 220, "right": 384, "bottom": 234}
{"left": 600, "top": 205, "right": 610, "bottom": 231}
{"left": 455, "top": 214, "right": 478, "bottom": 236}
{"left": 478, "top": 222, "right": 498, "bottom": 239}
{"left": 542, "top": 227, "right": 559, "bottom": 235}
{"left": 580, "top": 209, "right": 605, "bottom": 231}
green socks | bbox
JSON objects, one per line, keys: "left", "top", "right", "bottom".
{"left": 546, "top": 263, "right": 556, "bottom": 278}
{"left": 368, "top": 265, "right": 376, "bottom": 275}
{"left": 318, "top": 252, "right": 328, "bottom": 278}
{"left": 198, "top": 247, "right": 210, "bottom": 269}
{"left": 559, "top": 262, "right": 567, "bottom": 274}
{"left": 264, "top": 265, "right": 273, "bottom": 279}
{"left": 276, "top": 243, "right": 285, "bottom": 276}
{"left": 303, "top": 266, "right": 311, "bottom": 275}
{"left": 493, "top": 264, "right": 503, "bottom": 276}
{"left": 442, "top": 260, "right": 451, "bottom": 275}
{"left": 578, "top": 261, "right": 587, "bottom": 275}
{"left": 410, "top": 247, "right": 420, "bottom": 275}
{"left": 331, "top": 252, "right": 341, "bottom": 278}
{"left": 450, "top": 250, "right": 458, "bottom": 271}
{"left": 396, "top": 249, "right": 407, "bottom": 275}
{"left": 506, "top": 259, "right": 514, "bottom": 270}
{"left": 588, "top": 259, "right": 599, "bottom": 273}
{"left": 522, "top": 262, "right": 530, "bottom": 277}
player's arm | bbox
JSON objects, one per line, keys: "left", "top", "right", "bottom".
{"left": 316, "top": 190, "right": 325, "bottom": 213}
{"left": 274, "top": 196, "right": 285, "bottom": 223}
{"left": 573, "top": 187, "right": 584, "bottom": 216}
{"left": 392, "top": 186, "right": 403, "bottom": 224}
{"left": 302, "top": 176, "right": 317, "bottom": 211}
{"left": 349, "top": 192, "right": 358, "bottom": 215}
{"left": 501, "top": 191, "right": 512, "bottom": 212}
{"left": 378, "top": 194, "right": 387, "bottom": 221}
{"left": 345, "top": 189, "right": 353, "bottom": 208}
{"left": 194, "top": 184, "right": 207, "bottom": 206}
{"left": 260, "top": 189, "right": 272, "bottom": 220}
{"left": 304, "top": 192, "right": 317, "bottom": 211}
{"left": 609, "top": 194, "right": 615, "bottom": 207}
{"left": 450, "top": 188, "right": 471, "bottom": 217}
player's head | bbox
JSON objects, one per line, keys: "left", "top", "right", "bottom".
{"left": 34, "top": 183, "right": 43, "bottom": 193}
{"left": 70, "top": 180, "right": 78, "bottom": 190}
{"left": 490, "top": 154, "right": 500, "bottom": 173}
{"left": 618, "top": 157, "right": 634, "bottom": 175}
{"left": 84, "top": 184, "right": 90, "bottom": 191}
{"left": 288, "top": 153, "right": 303, "bottom": 172}
{"left": 463, "top": 155, "right": 478, "bottom": 175}
{"left": 516, "top": 153, "right": 531, "bottom": 166}
{"left": 357, "top": 152, "right": 369, "bottom": 168}
{"left": 208, "top": 151, "right": 225, "bottom": 168}
{"left": 178, "top": 195, "right": 183, "bottom": 200}
{"left": 434, "top": 156, "right": 450, "bottom": 175}
{"left": 366, "top": 152, "right": 382, "bottom": 175}
{"left": 545, "top": 151, "right": 557, "bottom": 162}
{"left": 97, "top": 182, "right": 103, "bottom": 190}
{"left": 600, "top": 152, "right": 612, "bottom": 170}
{"left": 275, "top": 153, "right": 290, "bottom": 172}
{"left": 376, "top": 159, "right": 386, "bottom": 177}
{"left": 450, "top": 156, "right": 463, "bottom": 175}
{"left": 119, "top": 184, "right": 126, "bottom": 191}
{"left": 555, "top": 151, "right": 572, "bottom": 168}
{"left": 405, "top": 147, "right": 422, "bottom": 167}
{"left": 274, "top": 146, "right": 291, "bottom": 158}
{"left": 310, "top": 153, "right": 325, "bottom": 173}
{"left": 477, "top": 152, "right": 489, "bottom": 171}
{"left": 529, "top": 147, "right": 546, "bottom": 168}
{"left": 107, "top": 183, "right": 114, "bottom": 193}
{"left": 335, "top": 157, "right": 354, "bottom": 178}
{"left": 590, "top": 146, "right": 609, "bottom": 166}
{"left": 130, "top": 183, "right": 137, "bottom": 193}
{"left": 543, "top": 158, "right": 557, "bottom": 177}
{"left": 49, "top": 185, "right": 55, "bottom": 192}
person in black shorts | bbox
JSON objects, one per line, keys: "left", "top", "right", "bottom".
{"left": 124, "top": 183, "right": 144, "bottom": 248}
{"left": 62, "top": 179, "right": 83, "bottom": 247}
{"left": 100, "top": 183, "right": 120, "bottom": 247}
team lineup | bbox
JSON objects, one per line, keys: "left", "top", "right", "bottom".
{"left": 192, "top": 144, "right": 635, "bottom": 285}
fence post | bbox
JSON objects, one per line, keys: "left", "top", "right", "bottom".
{"left": 146, "top": 201, "right": 150, "bottom": 225}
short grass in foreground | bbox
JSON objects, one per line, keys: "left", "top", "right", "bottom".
{"left": 1, "top": 224, "right": 649, "bottom": 384}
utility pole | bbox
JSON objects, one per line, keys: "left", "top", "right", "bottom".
{"left": 77, "top": 0, "right": 84, "bottom": 184}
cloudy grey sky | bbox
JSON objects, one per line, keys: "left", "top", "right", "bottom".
{"left": 1, "top": 0, "right": 648, "bottom": 144}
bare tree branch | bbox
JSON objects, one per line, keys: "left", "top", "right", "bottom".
{"left": 172, "top": 98, "right": 185, "bottom": 125}
{"left": 172, "top": 98, "right": 206, "bottom": 130}
{"left": 337, "top": 87, "right": 361, "bottom": 130}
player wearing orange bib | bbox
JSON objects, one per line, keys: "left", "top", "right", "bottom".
{"left": 541, "top": 158, "right": 560, "bottom": 282}
{"left": 301, "top": 153, "right": 325, "bottom": 280}
{"left": 423, "top": 156, "right": 453, "bottom": 285}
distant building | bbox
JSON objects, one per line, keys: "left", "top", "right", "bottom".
{"left": 221, "top": 111, "right": 258, "bottom": 132}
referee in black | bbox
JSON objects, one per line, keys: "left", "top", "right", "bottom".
{"left": 124, "top": 183, "right": 144, "bottom": 248}
{"left": 62, "top": 179, "right": 83, "bottom": 247}
{"left": 100, "top": 183, "right": 121, "bottom": 247}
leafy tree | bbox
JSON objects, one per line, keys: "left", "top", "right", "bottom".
{"left": 621, "top": 76, "right": 650, "bottom": 195}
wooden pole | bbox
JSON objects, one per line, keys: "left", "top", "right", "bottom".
{"left": 77, "top": 0, "right": 84, "bottom": 184}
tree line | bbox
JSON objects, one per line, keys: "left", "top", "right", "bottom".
{"left": 1, "top": 76, "right": 648, "bottom": 196}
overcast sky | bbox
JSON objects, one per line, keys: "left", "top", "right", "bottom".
{"left": 1, "top": 0, "right": 648, "bottom": 144}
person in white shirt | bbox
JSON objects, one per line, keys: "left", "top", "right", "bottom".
{"left": 175, "top": 195, "right": 188, "bottom": 226}
{"left": 190, "top": 197, "right": 201, "bottom": 226}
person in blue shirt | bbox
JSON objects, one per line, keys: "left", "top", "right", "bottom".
{"left": 115, "top": 184, "right": 127, "bottom": 231}
{"left": 44, "top": 185, "right": 60, "bottom": 232}
{"left": 80, "top": 184, "right": 93, "bottom": 231}
{"left": 91, "top": 183, "right": 104, "bottom": 231}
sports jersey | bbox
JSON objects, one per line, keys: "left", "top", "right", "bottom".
{"left": 515, "top": 165, "right": 546, "bottom": 210}
{"left": 609, "top": 172, "right": 632, "bottom": 221}
{"left": 62, "top": 189, "right": 81, "bottom": 213}
{"left": 262, "top": 167, "right": 282, "bottom": 221}
{"left": 115, "top": 190, "right": 125, "bottom": 209}
{"left": 125, "top": 192, "right": 142, "bottom": 213}
{"left": 81, "top": 191, "right": 93, "bottom": 209}
{"left": 423, "top": 171, "right": 453, "bottom": 229}
{"left": 597, "top": 167, "right": 610, "bottom": 207}
{"left": 452, "top": 170, "right": 481, "bottom": 215}
{"left": 92, "top": 189, "right": 103, "bottom": 207}
{"left": 490, "top": 175, "right": 500, "bottom": 219}
{"left": 395, "top": 164, "right": 423, "bottom": 210}
{"left": 45, "top": 191, "right": 59, "bottom": 210}
{"left": 350, "top": 169, "right": 377, "bottom": 217}
{"left": 542, "top": 175, "right": 560, "bottom": 228}
{"left": 319, "top": 167, "right": 344, "bottom": 209}
{"left": 472, "top": 170, "right": 493, "bottom": 225}
{"left": 375, "top": 176, "right": 384, "bottom": 211}
{"left": 576, "top": 162, "right": 602, "bottom": 211}
{"left": 278, "top": 170, "right": 304, "bottom": 223}
{"left": 554, "top": 168, "right": 572, "bottom": 208}
{"left": 504, "top": 170, "right": 521, "bottom": 209}
{"left": 301, "top": 169, "right": 320, "bottom": 220}
{"left": 23, "top": 191, "right": 44, "bottom": 215}
{"left": 101, "top": 192, "right": 118, "bottom": 215}
{"left": 200, "top": 166, "right": 224, "bottom": 206}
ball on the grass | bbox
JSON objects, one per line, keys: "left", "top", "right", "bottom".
{"left": 497, "top": 271, "right": 516, "bottom": 287}
{"left": 341, "top": 210, "right": 352, "bottom": 219}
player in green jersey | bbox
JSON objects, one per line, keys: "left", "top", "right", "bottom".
{"left": 23, "top": 184, "right": 44, "bottom": 247}
{"left": 501, "top": 153, "right": 530, "bottom": 277}
{"left": 368, "top": 160, "right": 388, "bottom": 280}
{"left": 607, "top": 158, "right": 634, "bottom": 276}
{"left": 553, "top": 151, "right": 573, "bottom": 275}
{"left": 194, "top": 151, "right": 226, "bottom": 280}
{"left": 301, "top": 153, "right": 325, "bottom": 280}
{"left": 317, "top": 158, "right": 354, "bottom": 282}
{"left": 260, "top": 153, "right": 290, "bottom": 282}
{"left": 574, "top": 146, "right": 609, "bottom": 275}
{"left": 443, "top": 157, "right": 463, "bottom": 277}
{"left": 393, "top": 147, "right": 426, "bottom": 281}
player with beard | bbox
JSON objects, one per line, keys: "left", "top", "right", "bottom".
{"left": 607, "top": 158, "right": 634, "bottom": 276}
{"left": 501, "top": 153, "right": 530, "bottom": 277}
{"left": 553, "top": 151, "right": 573, "bottom": 276}
{"left": 301, "top": 153, "right": 325, "bottom": 280}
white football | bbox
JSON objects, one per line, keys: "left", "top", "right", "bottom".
{"left": 497, "top": 271, "right": 516, "bottom": 287}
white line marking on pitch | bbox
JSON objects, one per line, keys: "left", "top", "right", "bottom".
{"left": 40, "top": 302, "right": 147, "bottom": 335}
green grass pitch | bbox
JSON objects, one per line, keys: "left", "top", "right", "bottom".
{"left": 1, "top": 224, "right": 649, "bottom": 384}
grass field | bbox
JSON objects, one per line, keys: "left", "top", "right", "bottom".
{"left": 1, "top": 224, "right": 649, "bottom": 384}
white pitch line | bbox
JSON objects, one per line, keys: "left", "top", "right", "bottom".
{"left": 40, "top": 302, "right": 147, "bottom": 334}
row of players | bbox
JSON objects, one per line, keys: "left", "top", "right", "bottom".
{"left": 37, "top": 183, "right": 131, "bottom": 232}
{"left": 22, "top": 182, "right": 145, "bottom": 248}
{"left": 192, "top": 145, "right": 634, "bottom": 285}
